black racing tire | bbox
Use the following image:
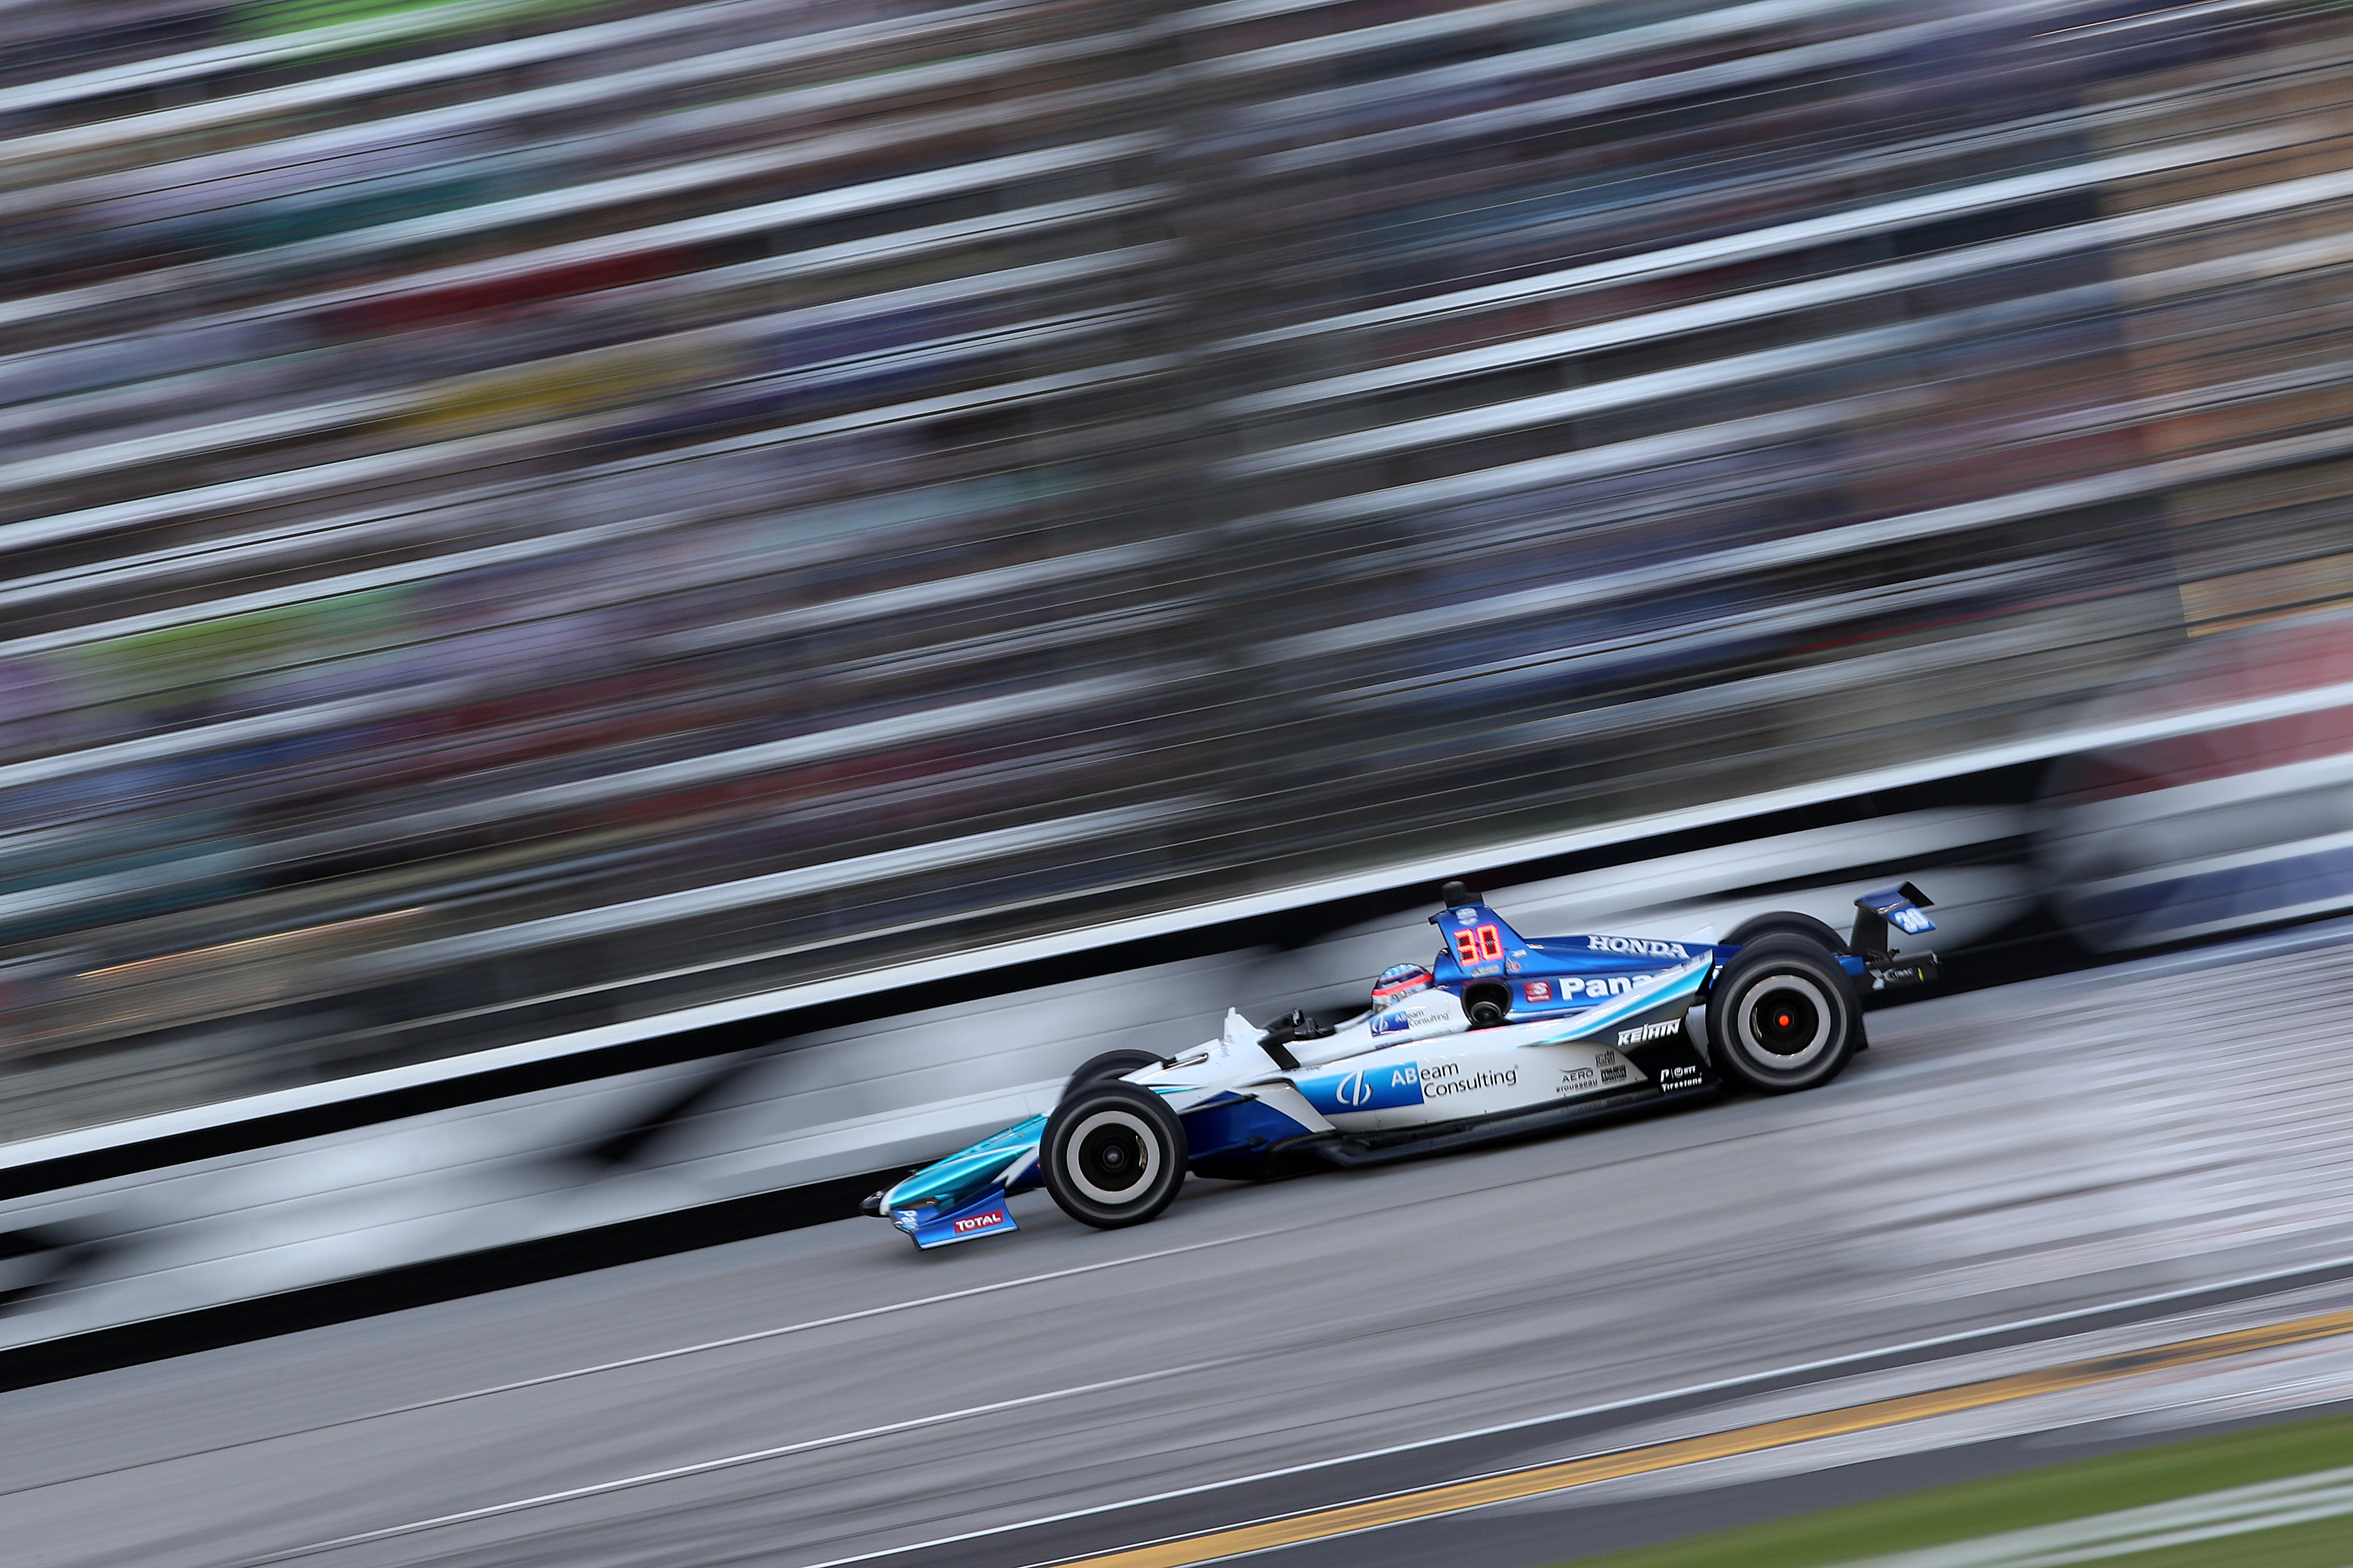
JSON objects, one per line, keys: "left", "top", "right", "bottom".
{"left": 1706, "top": 936, "right": 1862, "bottom": 1094}
{"left": 1063, "top": 1049, "right": 1164, "bottom": 1099}
{"left": 1043, "top": 1081, "right": 1187, "bottom": 1229}
{"left": 1724, "top": 910, "right": 1849, "bottom": 955}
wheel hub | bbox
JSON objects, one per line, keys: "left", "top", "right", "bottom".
{"left": 1078, "top": 1125, "right": 1147, "bottom": 1192}
{"left": 1749, "top": 989, "right": 1821, "bottom": 1056}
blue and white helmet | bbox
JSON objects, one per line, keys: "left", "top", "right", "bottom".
{"left": 1372, "top": 963, "right": 1435, "bottom": 1006}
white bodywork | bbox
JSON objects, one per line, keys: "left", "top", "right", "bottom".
{"left": 1126, "top": 952, "right": 1713, "bottom": 1136}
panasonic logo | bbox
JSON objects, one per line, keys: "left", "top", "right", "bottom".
{"left": 1616, "top": 1019, "right": 1682, "bottom": 1045}
{"left": 1587, "top": 936, "right": 1690, "bottom": 958}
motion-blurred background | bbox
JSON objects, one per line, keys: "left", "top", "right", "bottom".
{"left": 9, "top": 0, "right": 2353, "bottom": 1141}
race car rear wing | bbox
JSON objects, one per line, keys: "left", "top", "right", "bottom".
{"left": 1850, "top": 882, "right": 1935, "bottom": 958}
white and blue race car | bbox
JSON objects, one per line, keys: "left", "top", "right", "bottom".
{"left": 863, "top": 880, "right": 1940, "bottom": 1248}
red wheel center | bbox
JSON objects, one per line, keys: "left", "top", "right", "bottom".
{"left": 1776, "top": 1013, "right": 1791, "bottom": 1027}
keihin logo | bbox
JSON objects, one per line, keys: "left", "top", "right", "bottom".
{"left": 1587, "top": 936, "right": 1690, "bottom": 958}
{"left": 1616, "top": 1019, "right": 1682, "bottom": 1046}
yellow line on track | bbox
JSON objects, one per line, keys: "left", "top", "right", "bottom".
{"left": 1057, "top": 1303, "right": 2353, "bottom": 1568}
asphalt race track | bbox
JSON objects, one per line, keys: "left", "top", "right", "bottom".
{"left": 15, "top": 926, "right": 2353, "bottom": 1568}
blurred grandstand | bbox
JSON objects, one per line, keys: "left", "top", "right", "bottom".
{"left": 2, "top": 0, "right": 2351, "bottom": 1137}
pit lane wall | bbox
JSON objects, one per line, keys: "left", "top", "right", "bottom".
{"left": 0, "top": 802, "right": 2036, "bottom": 1359}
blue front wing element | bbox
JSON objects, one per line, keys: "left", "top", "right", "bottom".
{"left": 894, "top": 1187, "right": 1018, "bottom": 1248}
{"left": 881, "top": 1114, "right": 1045, "bottom": 1216}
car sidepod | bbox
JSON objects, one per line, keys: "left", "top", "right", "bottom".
{"left": 1290, "top": 951, "right": 1720, "bottom": 1140}
{"left": 1552, "top": 950, "right": 1718, "bottom": 1095}
{"left": 1179, "top": 1091, "right": 1331, "bottom": 1179}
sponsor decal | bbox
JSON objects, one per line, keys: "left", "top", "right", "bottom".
{"left": 1372, "top": 1002, "right": 1451, "bottom": 1037}
{"left": 1599, "top": 1064, "right": 1629, "bottom": 1085}
{"left": 1419, "top": 1060, "right": 1519, "bottom": 1098}
{"left": 1300, "top": 1063, "right": 1426, "bottom": 1114}
{"left": 952, "top": 1209, "right": 1008, "bottom": 1235}
{"left": 1587, "top": 936, "right": 1691, "bottom": 959}
{"left": 1616, "top": 1018, "right": 1682, "bottom": 1046}
{"left": 1451, "top": 923, "right": 1506, "bottom": 966}
{"left": 1889, "top": 905, "right": 1935, "bottom": 935}
{"left": 1657, "top": 1064, "right": 1704, "bottom": 1091}
{"left": 1558, "top": 1065, "right": 1598, "bottom": 1093}
{"left": 1560, "top": 973, "right": 1656, "bottom": 999}
{"left": 1523, "top": 980, "right": 1552, "bottom": 1002}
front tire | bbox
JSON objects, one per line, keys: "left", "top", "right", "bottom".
{"left": 1063, "top": 1049, "right": 1163, "bottom": 1099}
{"left": 1042, "top": 1081, "right": 1187, "bottom": 1229}
{"left": 1707, "top": 936, "right": 1861, "bottom": 1094}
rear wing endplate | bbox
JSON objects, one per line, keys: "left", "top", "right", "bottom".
{"left": 1850, "top": 882, "right": 1935, "bottom": 955}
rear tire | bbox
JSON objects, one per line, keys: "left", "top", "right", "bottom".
{"left": 1042, "top": 1081, "right": 1187, "bottom": 1229}
{"left": 1707, "top": 936, "right": 1861, "bottom": 1094}
{"left": 1063, "top": 1049, "right": 1163, "bottom": 1099}
{"left": 1724, "top": 910, "right": 1847, "bottom": 955}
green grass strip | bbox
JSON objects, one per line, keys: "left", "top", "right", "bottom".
{"left": 235, "top": 0, "right": 596, "bottom": 45}
{"left": 1559, "top": 1407, "right": 2353, "bottom": 1567}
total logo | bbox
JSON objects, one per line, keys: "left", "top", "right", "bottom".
{"left": 1616, "top": 1018, "right": 1682, "bottom": 1046}
{"left": 952, "top": 1209, "right": 1009, "bottom": 1234}
{"left": 1587, "top": 936, "right": 1691, "bottom": 958}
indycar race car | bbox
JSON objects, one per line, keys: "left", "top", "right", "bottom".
{"left": 862, "top": 880, "right": 1941, "bottom": 1248}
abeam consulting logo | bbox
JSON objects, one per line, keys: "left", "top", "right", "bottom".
{"left": 1302, "top": 1063, "right": 1424, "bottom": 1114}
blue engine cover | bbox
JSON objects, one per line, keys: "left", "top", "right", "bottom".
{"left": 1431, "top": 899, "right": 1713, "bottom": 1020}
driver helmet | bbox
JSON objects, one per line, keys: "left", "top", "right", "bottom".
{"left": 1372, "top": 963, "right": 1435, "bottom": 1007}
